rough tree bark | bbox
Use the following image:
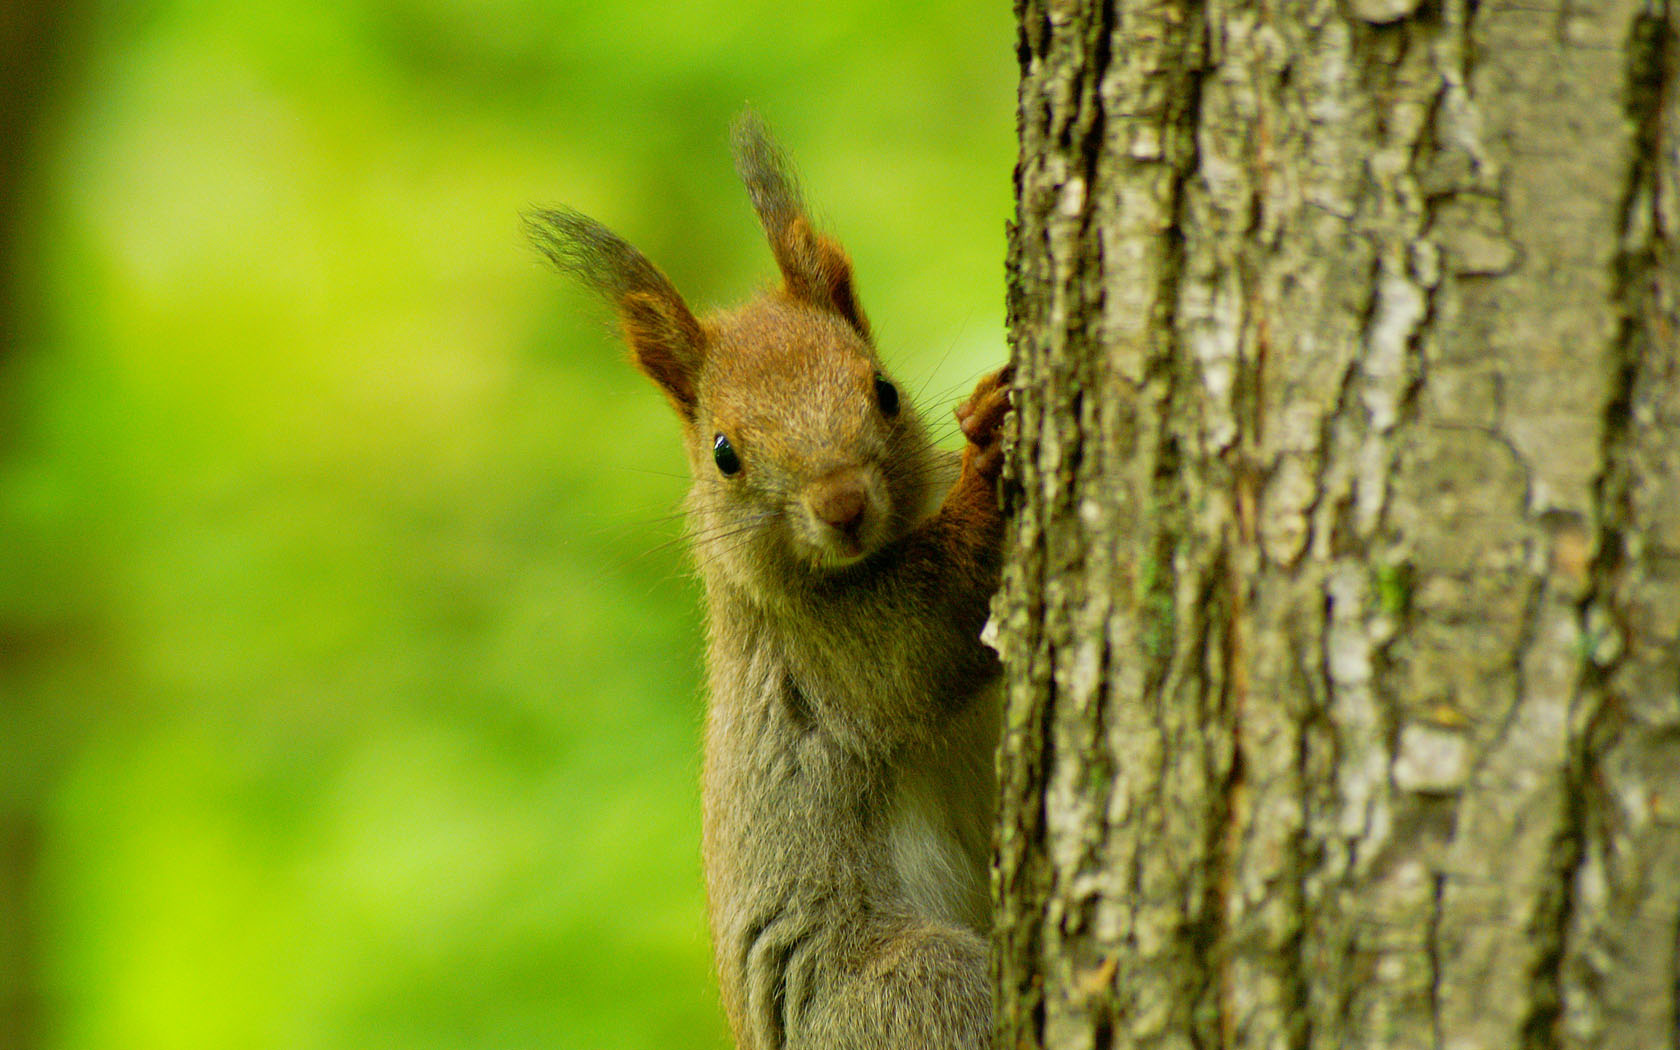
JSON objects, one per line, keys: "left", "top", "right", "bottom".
{"left": 992, "top": 0, "right": 1680, "bottom": 1047}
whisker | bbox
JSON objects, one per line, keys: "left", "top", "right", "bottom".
{"left": 616, "top": 509, "right": 778, "bottom": 566}
{"left": 685, "top": 520, "right": 781, "bottom": 559}
{"left": 906, "top": 307, "right": 977, "bottom": 407}
{"left": 681, "top": 511, "right": 782, "bottom": 547}
{"left": 619, "top": 465, "right": 694, "bottom": 480}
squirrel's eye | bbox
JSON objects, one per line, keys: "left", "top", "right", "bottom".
{"left": 874, "top": 373, "right": 900, "bottom": 417}
{"left": 713, "top": 433, "right": 741, "bottom": 476}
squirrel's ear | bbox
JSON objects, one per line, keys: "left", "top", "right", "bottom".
{"left": 731, "top": 111, "right": 872, "bottom": 342}
{"left": 619, "top": 289, "right": 705, "bottom": 417}
{"left": 525, "top": 207, "right": 706, "bottom": 419}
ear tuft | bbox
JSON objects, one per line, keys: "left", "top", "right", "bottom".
{"left": 524, "top": 207, "right": 705, "bottom": 419}
{"left": 730, "top": 111, "right": 871, "bottom": 340}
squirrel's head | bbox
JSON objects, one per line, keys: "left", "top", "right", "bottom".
{"left": 527, "top": 113, "right": 940, "bottom": 590}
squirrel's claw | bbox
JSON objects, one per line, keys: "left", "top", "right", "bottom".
{"left": 956, "top": 366, "right": 1013, "bottom": 483}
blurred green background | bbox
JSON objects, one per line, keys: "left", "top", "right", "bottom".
{"left": 0, "top": 2, "right": 1016, "bottom": 1048}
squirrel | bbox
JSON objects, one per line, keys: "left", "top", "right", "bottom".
{"left": 525, "top": 113, "right": 1010, "bottom": 1050}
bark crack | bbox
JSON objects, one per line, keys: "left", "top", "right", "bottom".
{"left": 1427, "top": 870, "right": 1447, "bottom": 1050}
{"left": 1597, "top": 0, "right": 1673, "bottom": 598}
{"left": 1538, "top": 8, "right": 1680, "bottom": 1049}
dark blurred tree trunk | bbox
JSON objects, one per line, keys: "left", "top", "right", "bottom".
{"left": 1, "top": 4, "right": 76, "bottom": 1050}
{"left": 993, "top": 0, "right": 1680, "bottom": 1047}
{"left": 0, "top": 822, "right": 41, "bottom": 1050}
{"left": 0, "top": 0, "right": 69, "bottom": 359}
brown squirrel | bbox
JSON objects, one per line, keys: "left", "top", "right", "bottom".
{"left": 526, "top": 113, "right": 1009, "bottom": 1050}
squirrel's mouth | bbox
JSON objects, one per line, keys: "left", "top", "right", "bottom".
{"left": 805, "top": 530, "right": 871, "bottom": 570}
{"left": 797, "top": 465, "right": 887, "bottom": 569}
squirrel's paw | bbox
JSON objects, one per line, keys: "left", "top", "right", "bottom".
{"left": 955, "top": 365, "right": 1014, "bottom": 483}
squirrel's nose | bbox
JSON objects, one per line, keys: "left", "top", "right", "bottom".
{"left": 807, "top": 473, "right": 867, "bottom": 537}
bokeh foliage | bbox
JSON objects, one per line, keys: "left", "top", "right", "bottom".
{"left": 0, "top": 1, "right": 1015, "bottom": 1047}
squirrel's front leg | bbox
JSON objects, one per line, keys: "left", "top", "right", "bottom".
{"left": 911, "top": 362, "right": 1013, "bottom": 605}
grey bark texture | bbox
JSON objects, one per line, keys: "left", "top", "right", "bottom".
{"left": 992, "top": 0, "right": 1680, "bottom": 1047}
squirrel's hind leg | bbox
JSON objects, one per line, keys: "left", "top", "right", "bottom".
{"left": 796, "top": 919, "right": 990, "bottom": 1050}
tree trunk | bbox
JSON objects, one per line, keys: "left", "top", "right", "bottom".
{"left": 1, "top": 6, "right": 78, "bottom": 1049}
{"left": 992, "top": 0, "right": 1680, "bottom": 1047}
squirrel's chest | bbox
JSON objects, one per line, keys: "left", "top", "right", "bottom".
{"left": 885, "top": 775, "right": 986, "bottom": 931}
{"left": 882, "top": 684, "right": 1000, "bottom": 933}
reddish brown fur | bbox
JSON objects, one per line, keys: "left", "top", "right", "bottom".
{"left": 527, "top": 116, "right": 1009, "bottom": 1050}
{"left": 620, "top": 289, "right": 705, "bottom": 417}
